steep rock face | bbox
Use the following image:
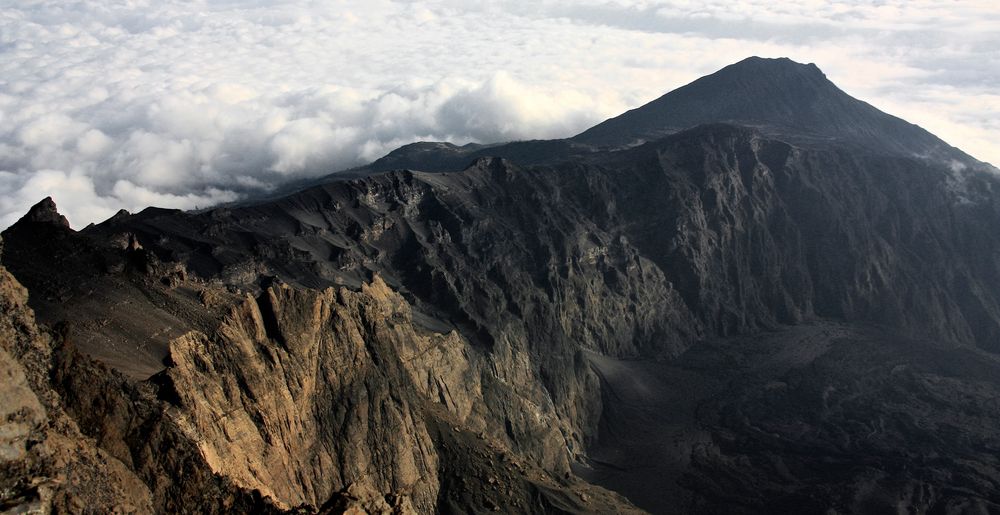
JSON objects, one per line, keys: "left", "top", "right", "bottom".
{"left": 98, "top": 125, "right": 1000, "bottom": 354}
{"left": 8, "top": 125, "right": 996, "bottom": 513}
{"left": 0, "top": 239, "right": 152, "bottom": 513}
{"left": 1, "top": 223, "right": 637, "bottom": 512}
{"left": 125, "top": 162, "right": 692, "bottom": 466}
{"left": 160, "top": 274, "right": 637, "bottom": 512}
{"left": 164, "top": 278, "right": 451, "bottom": 509}
{"left": 598, "top": 125, "right": 1000, "bottom": 347}
{"left": 0, "top": 236, "right": 300, "bottom": 513}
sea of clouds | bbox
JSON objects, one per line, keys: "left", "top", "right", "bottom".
{"left": 2, "top": 0, "right": 998, "bottom": 228}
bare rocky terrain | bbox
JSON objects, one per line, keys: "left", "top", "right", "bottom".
{"left": 3, "top": 57, "right": 1000, "bottom": 514}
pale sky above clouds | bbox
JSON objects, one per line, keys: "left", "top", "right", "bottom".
{"left": 1, "top": 0, "right": 998, "bottom": 228}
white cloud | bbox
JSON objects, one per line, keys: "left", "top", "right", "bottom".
{"left": 0, "top": 0, "right": 998, "bottom": 228}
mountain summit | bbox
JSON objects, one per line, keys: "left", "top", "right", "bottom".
{"left": 573, "top": 56, "right": 963, "bottom": 161}
{"left": 350, "top": 57, "right": 976, "bottom": 178}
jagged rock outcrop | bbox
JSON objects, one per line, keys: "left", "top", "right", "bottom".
{"left": 0, "top": 228, "right": 637, "bottom": 513}
{"left": 0, "top": 236, "right": 153, "bottom": 513}
{"left": 16, "top": 196, "right": 71, "bottom": 228}
{"left": 158, "top": 275, "right": 634, "bottom": 512}
{"left": 0, "top": 234, "right": 305, "bottom": 513}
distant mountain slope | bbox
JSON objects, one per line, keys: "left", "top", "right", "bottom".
{"left": 333, "top": 57, "right": 982, "bottom": 181}
{"left": 572, "top": 56, "right": 969, "bottom": 162}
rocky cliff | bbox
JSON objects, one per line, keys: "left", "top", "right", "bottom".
{"left": 0, "top": 230, "right": 306, "bottom": 513}
{"left": 0, "top": 228, "right": 635, "bottom": 513}
{"left": 0, "top": 234, "right": 155, "bottom": 513}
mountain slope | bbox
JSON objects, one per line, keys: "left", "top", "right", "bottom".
{"left": 4, "top": 58, "right": 1000, "bottom": 513}
{"left": 573, "top": 56, "right": 970, "bottom": 162}
{"left": 0, "top": 226, "right": 637, "bottom": 514}
{"left": 346, "top": 57, "right": 984, "bottom": 177}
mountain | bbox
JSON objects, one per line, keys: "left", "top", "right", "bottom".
{"left": 573, "top": 57, "right": 967, "bottom": 159}
{"left": 4, "top": 58, "right": 1000, "bottom": 514}
{"left": 334, "top": 57, "right": 985, "bottom": 179}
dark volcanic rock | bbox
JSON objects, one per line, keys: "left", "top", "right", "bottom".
{"left": 0, "top": 254, "right": 633, "bottom": 513}
{"left": 77, "top": 125, "right": 1000, "bottom": 354}
{"left": 364, "top": 139, "right": 590, "bottom": 174}
{"left": 572, "top": 56, "right": 970, "bottom": 163}
{"left": 582, "top": 322, "right": 1000, "bottom": 514}
{"left": 17, "top": 196, "right": 71, "bottom": 228}
{"left": 319, "top": 57, "right": 982, "bottom": 181}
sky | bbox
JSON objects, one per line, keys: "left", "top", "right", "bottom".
{"left": 1, "top": 1, "right": 998, "bottom": 229}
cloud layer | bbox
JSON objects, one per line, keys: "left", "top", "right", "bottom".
{"left": 2, "top": 1, "right": 998, "bottom": 228}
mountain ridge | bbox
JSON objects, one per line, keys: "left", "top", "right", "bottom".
{"left": 4, "top": 57, "right": 1000, "bottom": 514}
{"left": 336, "top": 56, "right": 984, "bottom": 181}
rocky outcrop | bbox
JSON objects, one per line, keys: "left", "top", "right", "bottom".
{"left": 163, "top": 278, "right": 455, "bottom": 509}
{"left": 15, "top": 196, "right": 71, "bottom": 228}
{"left": 0, "top": 236, "right": 154, "bottom": 513}
{"left": 0, "top": 224, "right": 635, "bottom": 512}
{"left": 155, "top": 275, "right": 634, "bottom": 512}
